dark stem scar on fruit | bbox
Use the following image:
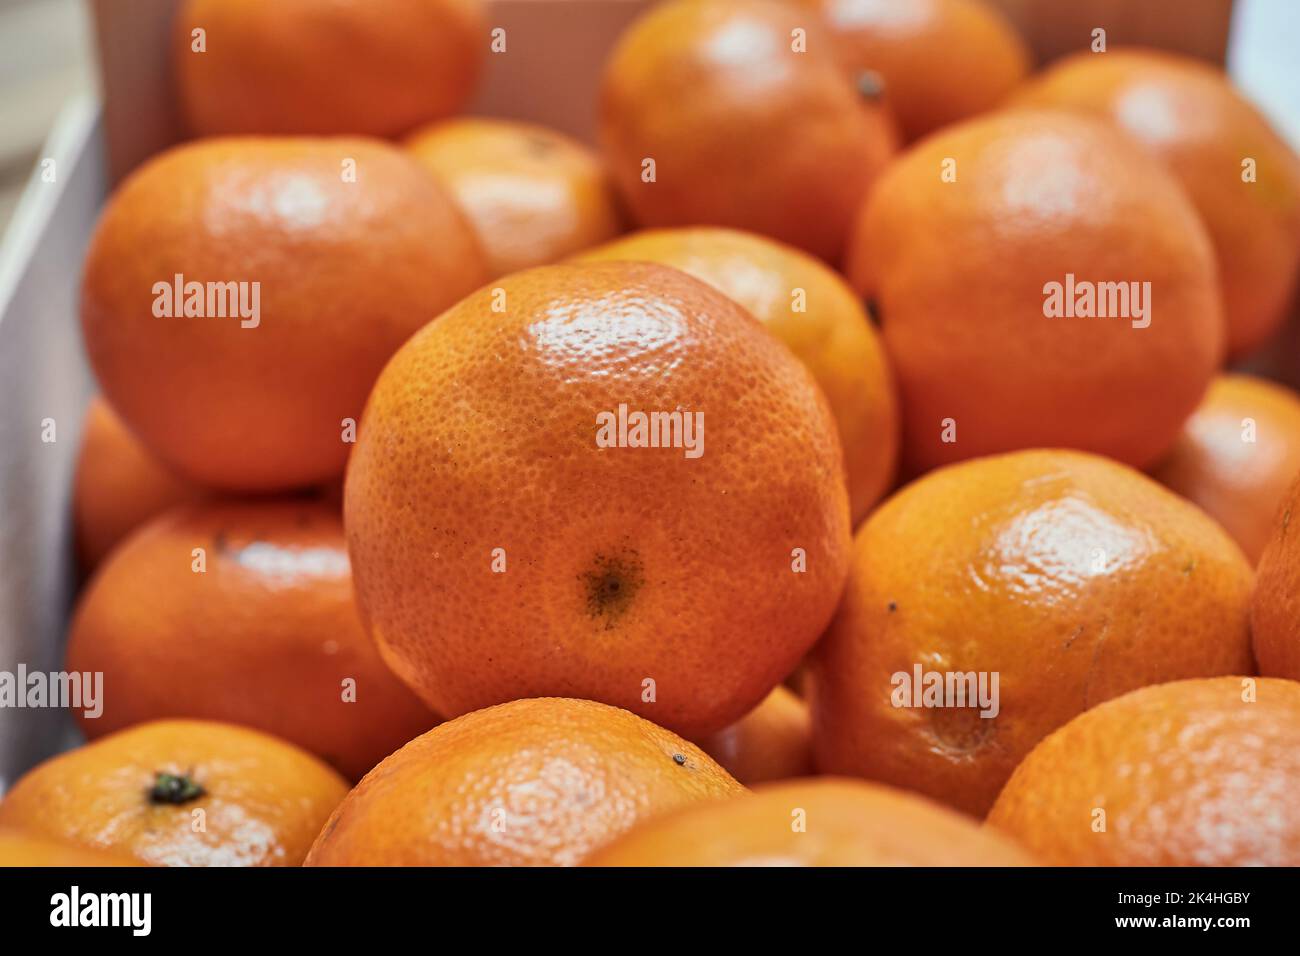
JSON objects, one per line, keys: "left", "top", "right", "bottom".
{"left": 856, "top": 70, "right": 885, "bottom": 101}
{"left": 865, "top": 299, "right": 882, "bottom": 327}
{"left": 580, "top": 549, "right": 644, "bottom": 628}
{"left": 149, "top": 771, "right": 206, "bottom": 805}
{"left": 672, "top": 753, "right": 686, "bottom": 766}
{"left": 887, "top": 601, "right": 897, "bottom": 613}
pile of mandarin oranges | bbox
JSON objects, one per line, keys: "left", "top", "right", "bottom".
{"left": 3, "top": 0, "right": 1300, "bottom": 868}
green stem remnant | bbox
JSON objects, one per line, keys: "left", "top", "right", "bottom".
{"left": 149, "top": 771, "right": 206, "bottom": 805}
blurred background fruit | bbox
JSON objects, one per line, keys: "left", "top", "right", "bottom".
{"left": 600, "top": 0, "right": 897, "bottom": 263}
{"left": 1013, "top": 48, "right": 1300, "bottom": 360}
{"left": 65, "top": 500, "right": 439, "bottom": 780}
{"left": 801, "top": 0, "right": 1031, "bottom": 142}
{"left": 847, "top": 109, "right": 1223, "bottom": 474}
{"left": 406, "top": 117, "right": 623, "bottom": 280}
{"left": 809, "top": 449, "right": 1255, "bottom": 817}
{"left": 345, "top": 261, "right": 851, "bottom": 738}
{"left": 988, "top": 677, "right": 1300, "bottom": 865}
{"left": 1252, "top": 472, "right": 1300, "bottom": 678}
{"left": 0, "top": 719, "right": 348, "bottom": 866}
{"left": 304, "top": 698, "right": 744, "bottom": 866}
{"left": 174, "top": 0, "right": 486, "bottom": 137}
{"left": 576, "top": 226, "right": 898, "bottom": 523}
{"left": 696, "top": 685, "right": 813, "bottom": 786}
{"left": 73, "top": 395, "right": 205, "bottom": 573}
{"left": 585, "top": 777, "right": 1035, "bottom": 865}
{"left": 80, "top": 136, "right": 487, "bottom": 490}
{"left": 1151, "top": 374, "right": 1300, "bottom": 563}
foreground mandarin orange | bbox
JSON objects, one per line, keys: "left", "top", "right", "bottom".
{"left": 345, "top": 261, "right": 852, "bottom": 737}
{"left": 697, "top": 686, "right": 813, "bottom": 786}
{"left": 576, "top": 227, "right": 898, "bottom": 522}
{"left": 810, "top": 449, "right": 1255, "bottom": 817}
{"left": 65, "top": 500, "right": 438, "bottom": 780}
{"left": 0, "top": 720, "right": 348, "bottom": 866}
{"left": 304, "top": 698, "right": 744, "bottom": 866}
{"left": 585, "top": 778, "right": 1034, "bottom": 866}
{"left": 73, "top": 396, "right": 204, "bottom": 572}
{"left": 1252, "top": 473, "right": 1300, "bottom": 679}
{"left": 407, "top": 117, "right": 623, "bottom": 279}
{"left": 1015, "top": 48, "right": 1300, "bottom": 358}
{"left": 175, "top": 0, "right": 486, "bottom": 137}
{"left": 80, "top": 137, "right": 486, "bottom": 490}
{"left": 846, "top": 109, "right": 1223, "bottom": 474}
{"left": 601, "top": 0, "right": 897, "bottom": 262}
{"left": 0, "top": 830, "right": 142, "bottom": 867}
{"left": 801, "top": 0, "right": 1031, "bottom": 142}
{"left": 989, "top": 677, "right": 1300, "bottom": 866}
{"left": 1152, "top": 374, "right": 1300, "bottom": 564}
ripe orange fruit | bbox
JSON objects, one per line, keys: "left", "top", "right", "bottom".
{"left": 576, "top": 227, "right": 899, "bottom": 522}
{"left": 600, "top": 0, "right": 897, "bottom": 263}
{"left": 585, "top": 778, "right": 1034, "bottom": 866}
{"left": 304, "top": 698, "right": 744, "bottom": 866}
{"left": 1252, "top": 472, "right": 1300, "bottom": 679}
{"left": 989, "top": 677, "right": 1300, "bottom": 865}
{"left": 1014, "top": 49, "right": 1300, "bottom": 359}
{"left": 800, "top": 0, "right": 1030, "bottom": 142}
{"left": 81, "top": 137, "right": 487, "bottom": 491}
{"left": 697, "top": 686, "right": 813, "bottom": 786}
{"left": 0, "top": 829, "right": 142, "bottom": 867}
{"left": 846, "top": 109, "right": 1223, "bottom": 474}
{"left": 0, "top": 720, "right": 347, "bottom": 866}
{"left": 1152, "top": 374, "right": 1300, "bottom": 564}
{"left": 65, "top": 500, "right": 437, "bottom": 781}
{"left": 73, "top": 396, "right": 204, "bottom": 572}
{"left": 406, "top": 118, "right": 623, "bottom": 280}
{"left": 345, "top": 261, "right": 851, "bottom": 738}
{"left": 809, "top": 449, "right": 1255, "bottom": 817}
{"left": 175, "top": 0, "right": 486, "bottom": 137}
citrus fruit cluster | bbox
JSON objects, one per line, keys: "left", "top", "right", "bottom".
{"left": 4, "top": 0, "right": 1300, "bottom": 868}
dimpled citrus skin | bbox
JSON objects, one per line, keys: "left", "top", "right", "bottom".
{"left": 1014, "top": 49, "right": 1300, "bottom": 359}
{"left": 846, "top": 109, "right": 1223, "bottom": 475}
{"left": 989, "top": 677, "right": 1300, "bottom": 866}
{"left": 697, "top": 686, "right": 813, "bottom": 786}
{"left": 80, "top": 137, "right": 487, "bottom": 491}
{"left": 1152, "top": 375, "right": 1300, "bottom": 564}
{"left": 0, "top": 720, "right": 348, "bottom": 867}
{"left": 1252, "top": 474, "right": 1300, "bottom": 679}
{"left": 304, "top": 698, "right": 744, "bottom": 867}
{"left": 809, "top": 449, "right": 1256, "bottom": 818}
{"left": 406, "top": 118, "right": 623, "bottom": 280}
{"left": 345, "top": 261, "right": 852, "bottom": 738}
{"left": 175, "top": 0, "right": 485, "bottom": 137}
{"left": 73, "top": 396, "right": 204, "bottom": 573}
{"left": 65, "top": 501, "right": 438, "bottom": 781}
{"left": 576, "top": 227, "right": 898, "bottom": 523}
{"left": 800, "top": 0, "right": 1030, "bottom": 142}
{"left": 585, "top": 778, "right": 1035, "bottom": 866}
{"left": 600, "top": 0, "right": 897, "bottom": 263}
